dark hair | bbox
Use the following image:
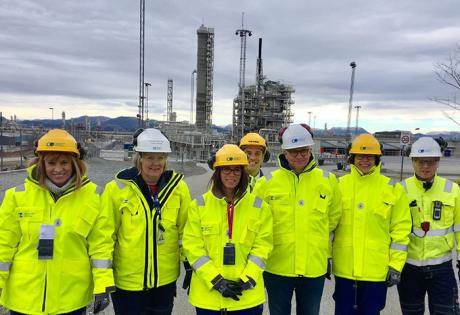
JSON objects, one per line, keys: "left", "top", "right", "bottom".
{"left": 209, "top": 166, "right": 249, "bottom": 201}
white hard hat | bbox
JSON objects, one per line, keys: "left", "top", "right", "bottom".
{"left": 410, "top": 137, "right": 442, "bottom": 158}
{"left": 134, "top": 128, "right": 171, "bottom": 153}
{"left": 281, "top": 124, "right": 314, "bottom": 150}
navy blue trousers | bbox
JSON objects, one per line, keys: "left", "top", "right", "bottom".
{"left": 111, "top": 281, "right": 176, "bottom": 315}
{"left": 264, "top": 271, "right": 325, "bottom": 315}
{"left": 397, "top": 261, "right": 459, "bottom": 315}
{"left": 196, "top": 304, "right": 263, "bottom": 315}
{"left": 333, "top": 276, "right": 387, "bottom": 315}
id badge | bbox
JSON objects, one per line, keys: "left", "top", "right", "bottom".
{"left": 223, "top": 242, "right": 235, "bottom": 265}
{"left": 38, "top": 224, "right": 55, "bottom": 260}
{"left": 158, "top": 222, "right": 165, "bottom": 244}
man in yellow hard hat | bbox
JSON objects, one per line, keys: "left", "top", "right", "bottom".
{"left": 239, "top": 132, "right": 270, "bottom": 191}
{"left": 332, "top": 133, "right": 411, "bottom": 314}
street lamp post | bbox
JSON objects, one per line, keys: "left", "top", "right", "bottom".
{"left": 346, "top": 62, "right": 357, "bottom": 142}
{"left": 49, "top": 107, "right": 54, "bottom": 121}
{"left": 354, "top": 105, "right": 361, "bottom": 135}
{"left": 308, "top": 111, "right": 312, "bottom": 126}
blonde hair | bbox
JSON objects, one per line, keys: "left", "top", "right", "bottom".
{"left": 29, "top": 152, "right": 87, "bottom": 190}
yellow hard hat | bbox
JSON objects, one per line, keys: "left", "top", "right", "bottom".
{"left": 213, "top": 144, "right": 248, "bottom": 168}
{"left": 239, "top": 133, "right": 267, "bottom": 150}
{"left": 349, "top": 133, "right": 382, "bottom": 155}
{"left": 36, "top": 129, "right": 80, "bottom": 157}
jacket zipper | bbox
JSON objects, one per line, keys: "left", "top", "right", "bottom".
{"left": 41, "top": 274, "right": 47, "bottom": 312}
{"left": 153, "top": 211, "right": 159, "bottom": 288}
{"left": 142, "top": 201, "right": 149, "bottom": 290}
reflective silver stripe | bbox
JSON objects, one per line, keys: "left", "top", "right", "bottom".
{"left": 454, "top": 224, "right": 460, "bottom": 232}
{"left": 91, "top": 259, "right": 112, "bottom": 268}
{"left": 196, "top": 196, "right": 205, "bottom": 206}
{"left": 16, "top": 184, "right": 25, "bottom": 192}
{"left": 329, "top": 233, "right": 334, "bottom": 242}
{"left": 388, "top": 179, "right": 395, "bottom": 187}
{"left": 178, "top": 240, "right": 183, "bottom": 247}
{"left": 400, "top": 180, "right": 408, "bottom": 193}
{"left": 323, "top": 170, "right": 329, "bottom": 178}
{"left": 390, "top": 242, "right": 408, "bottom": 252}
{"left": 253, "top": 197, "right": 262, "bottom": 208}
{"left": 406, "top": 253, "right": 452, "bottom": 267}
{"left": 192, "top": 256, "right": 210, "bottom": 270}
{"left": 0, "top": 261, "right": 11, "bottom": 271}
{"left": 412, "top": 226, "right": 453, "bottom": 237}
{"left": 444, "top": 180, "right": 453, "bottom": 193}
{"left": 115, "top": 180, "right": 126, "bottom": 190}
{"left": 458, "top": 253, "right": 460, "bottom": 261}
{"left": 248, "top": 255, "right": 265, "bottom": 269}
{"left": 96, "top": 186, "right": 104, "bottom": 195}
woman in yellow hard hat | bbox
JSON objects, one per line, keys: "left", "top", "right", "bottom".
{"left": 183, "top": 144, "right": 273, "bottom": 315}
{"left": 332, "top": 133, "right": 411, "bottom": 314}
{"left": 0, "top": 129, "right": 114, "bottom": 315}
{"left": 104, "top": 128, "right": 191, "bottom": 315}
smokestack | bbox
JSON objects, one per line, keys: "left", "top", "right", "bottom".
{"left": 256, "top": 38, "right": 263, "bottom": 92}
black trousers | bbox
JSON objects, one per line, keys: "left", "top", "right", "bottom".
{"left": 397, "top": 261, "right": 459, "bottom": 315}
{"left": 111, "top": 281, "right": 176, "bottom": 315}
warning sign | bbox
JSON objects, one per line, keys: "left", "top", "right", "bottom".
{"left": 400, "top": 133, "right": 411, "bottom": 146}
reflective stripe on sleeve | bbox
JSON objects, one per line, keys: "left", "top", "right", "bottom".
{"left": 400, "top": 180, "right": 408, "bottom": 193}
{"left": 91, "top": 259, "right": 112, "bottom": 268}
{"left": 0, "top": 261, "right": 11, "bottom": 271}
{"left": 458, "top": 252, "right": 460, "bottom": 261}
{"left": 444, "top": 180, "right": 453, "bottom": 193}
{"left": 16, "top": 184, "right": 25, "bottom": 192}
{"left": 248, "top": 255, "right": 265, "bottom": 269}
{"left": 196, "top": 196, "right": 205, "bottom": 206}
{"left": 406, "top": 253, "right": 452, "bottom": 267}
{"left": 192, "top": 256, "right": 210, "bottom": 270}
{"left": 115, "top": 180, "right": 126, "bottom": 190}
{"left": 323, "top": 170, "right": 329, "bottom": 178}
{"left": 390, "top": 242, "right": 408, "bottom": 252}
{"left": 454, "top": 225, "right": 460, "bottom": 232}
{"left": 329, "top": 233, "right": 334, "bottom": 242}
{"left": 412, "top": 226, "right": 453, "bottom": 237}
{"left": 253, "top": 197, "right": 262, "bottom": 209}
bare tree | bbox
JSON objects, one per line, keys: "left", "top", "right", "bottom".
{"left": 431, "top": 46, "right": 460, "bottom": 125}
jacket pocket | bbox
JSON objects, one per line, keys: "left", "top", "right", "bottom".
{"left": 437, "top": 196, "right": 455, "bottom": 226}
{"left": 374, "top": 191, "right": 395, "bottom": 220}
{"left": 15, "top": 207, "right": 43, "bottom": 239}
{"left": 239, "top": 218, "right": 261, "bottom": 248}
{"left": 201, "top": 222, "right": 220, "bottom": 255}
{"left": 119, "top": 201, "right": 143, "bottom": 235}
{"left": 74, "top": 206, "right": 99, "bottom": 238}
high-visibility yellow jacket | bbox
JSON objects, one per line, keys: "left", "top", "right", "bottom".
{"left": 183, "top": 191, "right": 273, "bottom": 311}
{"left": 104, "top": 167, "right": 191, "bottom": 290}
{"left": 401, "top": 175, "right": 460, "bottom": 266}
{"left": 254, "top": 154, "right": 342, "bottom": 277}
{"left": 333, "top": 164, "right": 411, "bottom": 281}
{"left": 0, "top": 166, "right": 114, "bottom": 315}
{"left": 248, "top": 169, "right": 267, "bottom": 193}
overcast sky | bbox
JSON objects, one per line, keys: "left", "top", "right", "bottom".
{"left": 1, "top": 0, "right": 460, "bottom": 132}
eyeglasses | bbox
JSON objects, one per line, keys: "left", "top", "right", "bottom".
{"left": 285, "top": 148, "right": 311, "bottom": 158}
{"left": 221, "top": 167, "right": 242, "bottom": 175}
{"left": 414, "top": 159, "right": 438, "bottom": 166}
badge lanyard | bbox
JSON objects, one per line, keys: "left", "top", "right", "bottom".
{"left": 152, "top": 194, "right": 165, "bottom": 243}
{"left": 226, "top": 200, "right": 235, "bottom": 242}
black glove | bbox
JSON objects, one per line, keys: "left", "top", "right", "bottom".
{"left": 240, "top": 275, "right": 256, "bottom": 290}
{"left": 326, "top": 258, "right": 332, "bottom": 280}
{"left": 93, "top": 293, "right": 110, "bottom": 314}
{"left": 182, "top": 261, "right": 193, "bottom": 291}
{"left": 211, "top": 275, "right": 243, "bottom": 301}
{"left": 386, "top": 267, "right": 401, "bottom": 287}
